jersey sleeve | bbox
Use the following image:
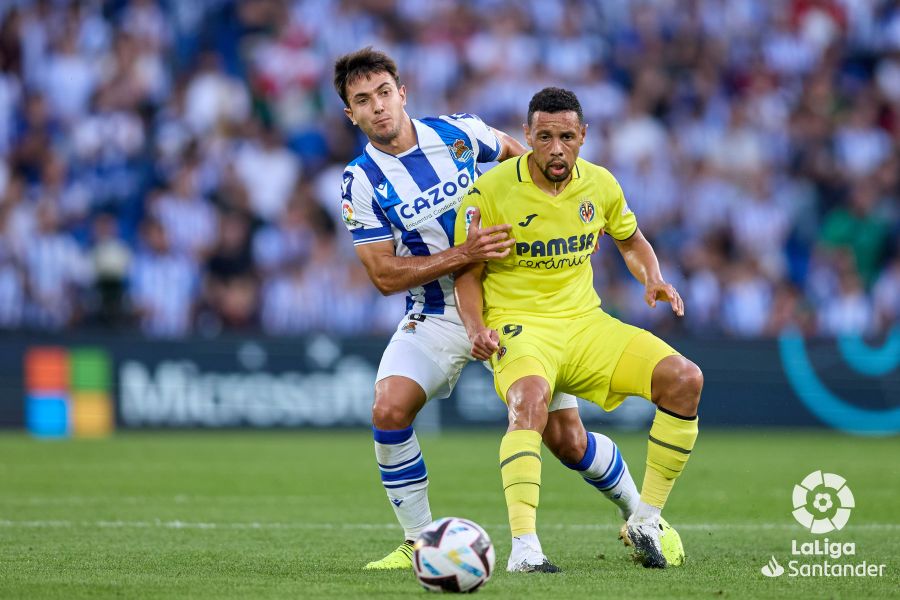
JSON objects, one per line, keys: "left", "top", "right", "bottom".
{"left": 340, "top": 166, "right": 393, "bottom": 246}
{"left": 602, "top": 171, "right": 638, "bottom": 240}
{"left": 443, "top": 113, "right": 502, "bottom": 163}
{"left": 453, "top": 186, "right": 490, "bottom": 247}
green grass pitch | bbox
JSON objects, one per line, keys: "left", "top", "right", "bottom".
{"left": 0, "top": 430, "right": 897, "bottom": 598}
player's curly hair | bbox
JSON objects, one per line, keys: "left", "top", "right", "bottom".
{"left": 334, "top": 47, "right": 401, "bottom": 107}
{"left": 527, "top": 87, "right": 584, "bottom": 124}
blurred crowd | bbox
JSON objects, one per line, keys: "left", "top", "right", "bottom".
{"left": 0, "top": 0, "right": 898, "bottom": 339}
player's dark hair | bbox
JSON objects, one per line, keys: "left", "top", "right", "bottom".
{"left": 333, "top": 47, "right": 401, "bottom": 107}
{"left": 527, "top": 87, "right": 583, "bottom": 125}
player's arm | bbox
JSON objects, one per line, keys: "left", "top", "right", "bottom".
{"left": 449, "top": 113, "right": 524, "bottom": 162}
{"left": 454, "top": 261, "right": 498, "bottom": 360}
{"left": 491, "top": 127, "right": 527, "bottom": 161}
{"left": 613, "top": 228, "right": 684, "bottom": 317}
{"left": 355, "top": 210, "right": 512, "bottom": 295}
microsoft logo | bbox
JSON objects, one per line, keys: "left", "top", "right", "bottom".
{"left": 25, "top": 347, "right": 114, "bottom": 438}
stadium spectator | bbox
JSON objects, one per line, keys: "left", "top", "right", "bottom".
{"left": 201, "top": 208, "right": 258, "bottom": 331}
{"left": 233, "top": 121, "right": 300, "bottom": 222}
{"left": 88, "top": 211, "right": 132, "bottom": 327}
{"left": 22, "top": 200, "right": 90, "bottom": 329}
{"left": 129, "top": 217, "right": 197, "bottom": 337}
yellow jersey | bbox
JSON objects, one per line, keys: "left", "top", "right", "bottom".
{"left": 454, "top": 152, "right": 637, "bottom": 322}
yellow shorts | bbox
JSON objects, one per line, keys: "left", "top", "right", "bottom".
{"left": 489, "top": 310, "right": 679, "bottom": 411}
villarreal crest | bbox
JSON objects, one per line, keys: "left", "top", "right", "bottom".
{"left": 579, "top": 200, "right": 595, "bottom": 223}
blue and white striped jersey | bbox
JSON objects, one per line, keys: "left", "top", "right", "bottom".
{"left": 341, "top": 113, "right": 501, "bottom": 316}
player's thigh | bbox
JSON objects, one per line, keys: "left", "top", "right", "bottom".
{"left": 558, "top": 312, "right": 646, "bottom": 410}
{"left": 489, "top": 318, "right": 562, "bottom": 404}
{"left": 609, "top": 330, "right": 680, "bottom": 401}
{"left": 479, "top": 355, "right": 574, "bottom": 411}
{"left": 376, "top": 314, "right": 470, "bottom": 402}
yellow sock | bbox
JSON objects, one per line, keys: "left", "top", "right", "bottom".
{"left": 499, "top": 429, "right": 542, "bottom": 537}
{"left": 641, "top": 408, "right": 698, "bottom": 508}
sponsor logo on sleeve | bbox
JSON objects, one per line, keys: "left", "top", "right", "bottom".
{"left": 341, "top": 200, "right": 359, "bottom": 227}
{"left": 464, "top": 206, "right": 478, "bottom": 235}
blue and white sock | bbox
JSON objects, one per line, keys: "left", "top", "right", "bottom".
{"left": 374, "top": 426, "right": 432, "bottom": 541}
{"left": 564, "top": 431, "right": 639, "bottom": 520}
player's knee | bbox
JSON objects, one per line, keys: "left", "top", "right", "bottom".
{"left": 683, "top": 361, "right": 703, "bottom": 402}
{"left": 372, "top": 377, "right": 426, "bottom": 429}
{"left": 508, "top": 393, "right": 544, "bottom": 420}
{"left": 669, "top": 359, "right": 703, "bottom": 414}
{"left": 654, "top": 357, "right": 703, "bottom": 416}
{"left": 371, "top": 398, "right": 415, "bottom": 430}
{"left": 506, "top": 377, "right": 550, "bottom": 430}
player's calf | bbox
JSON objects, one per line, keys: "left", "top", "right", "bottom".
{"left": 631, "top": 356, "right": 701, "bottom": 562}
{"left": 500, "top": 376, "right": 557, "bottom": 573}
{"left": 545, "top": 412, "right": 639, "bottom": 520}
{"left": 368, "top": 376, "right": 431, "bottom": 569}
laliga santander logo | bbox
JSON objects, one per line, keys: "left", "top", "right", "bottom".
{"left": 761, "top": 556, "right": 785, "bottom": 578}
{"left": 464, "top": 206, "right": 478, "bottom": 235}
{"left": 760, "top": 470, "right": 885, "bottom": 579}
{"left": 791, "top": 470, "right": 854, "bottom": 534}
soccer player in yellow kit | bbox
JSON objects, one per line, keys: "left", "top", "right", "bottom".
{"left": 454, "top": 88, "right": 702, "bottom": 571}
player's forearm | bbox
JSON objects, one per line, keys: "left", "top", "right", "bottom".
{"left": 454, "top": 266, "right": 487, "bottom": 338}
{"left": 493, "top": 128, "right": 527, "bottom": 161}
{"left": 369, "top": 246, "right": 470, "bottom": 294}
{"left": 616, "top": 231, "right": 664, "bottom": 286}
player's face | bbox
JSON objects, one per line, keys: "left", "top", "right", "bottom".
{"left": 344, "top": 71, "right": 407, "bottom": 145}
{"left": 524, "top": 111, "right": 586, "bottom": 183}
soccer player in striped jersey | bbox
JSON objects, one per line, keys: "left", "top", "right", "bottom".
{"left": 335, "top": 48, "right": 641, "bottom": 571}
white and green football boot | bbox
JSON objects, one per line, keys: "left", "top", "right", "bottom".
{"left": 620, "top": 516, "right": 685, "bottom": 568}
{"left": 363, "top": 541, "right": 414, "bottom": 570}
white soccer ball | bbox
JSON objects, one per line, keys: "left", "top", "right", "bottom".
{"left": 413, "top": 517, "right": 495, "bottom": 593}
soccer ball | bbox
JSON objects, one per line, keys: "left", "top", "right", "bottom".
{"left": 413, "top": 517, "right": 495, "bottom": 593}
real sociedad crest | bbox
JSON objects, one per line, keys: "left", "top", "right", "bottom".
{"left": 449, "top": 138, "right": 473, "bottom": 161}
{"left": 579, "top": 200, "right": 595, "bottom": 224}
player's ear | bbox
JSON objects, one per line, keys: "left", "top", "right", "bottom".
{"left": 523, "top": 123, "right": 532, "bottom": 147}
{"left": 399, "top": 84, "right": 407, "bottom": 107}
{"left": 344, "top": 107, "right": 357, "bottom": 126}
{"left": 580, "top": 123, "right": 587, "bottom": 145}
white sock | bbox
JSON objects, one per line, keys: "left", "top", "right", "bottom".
{"left": 509, "top": 533, "right": 544, "bottom": 566}
{"left": 632, "top": 501, "right": 662, "bottom": 524}
{"left": 512, "top": 532, "right": 542, "bottom": 553}
{"left": 564, "top": 432, "right": 640, "bottom": 520}
{"left": 373, "top": 426, "right": 431, "bottom": 541}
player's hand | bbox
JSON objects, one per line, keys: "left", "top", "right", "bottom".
{"left": 470, "top": 327, "right": 500, "bottom": 361}
{"left": 461, "top": 208, "right": 514, "bottom": 262}
{"left": 645, "top": 281, "right": 684, "bottom": 317}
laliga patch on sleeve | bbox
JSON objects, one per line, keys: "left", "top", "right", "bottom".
{"left": 464, "top": 206, "right": 478, "bottom": 235}
{"left": 341, "top": 200, "right": 360, "bottom": 227}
